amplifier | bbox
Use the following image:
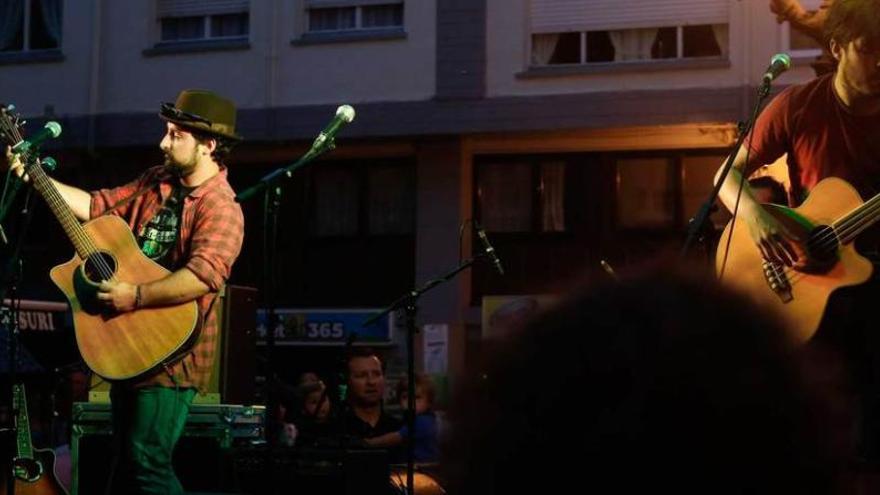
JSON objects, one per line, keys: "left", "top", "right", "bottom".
{"left": 70, "top": 401, "right": 265, "bottom": 495}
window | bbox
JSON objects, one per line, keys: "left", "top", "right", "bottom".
{"left": 157, "top": 0, "right": 249, "bottom": 42}
{"left": 310, "top": 161, "right": 415, "bottom": 237}
{"left": 476, "top": 161, "right": 566, "bottom": 233}
{"left": 530, "top": 0, "right": 729, "bottom": 66}
{"left": 305, "top": 1, "right": 403, "bottom": 33}
{"left": 615, "top": 153, "right": 729, "bottom": 230}
{"left": 0, "top": 0, "right": 62, "bottom": 53}
{"left": 532, "top": 24, "right": 727, "bottom": 66}
{"left": 616, "top": 157, "right": 675, "bottom": 229}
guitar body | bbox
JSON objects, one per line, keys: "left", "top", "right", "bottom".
{"left": 48, "top": 215, "right": 199, "bottom": 380}
{"left": 0, "top": 448, "right": 69, "bottom": 495}
{"left": 716, "top": 177, "right": 874, "bottom": 344}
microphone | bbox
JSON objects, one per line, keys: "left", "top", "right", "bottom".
{"left": 762, "top": 53, "right": 791, "bottom": 85}
{"left": 475, "top": 222, "right": 504, "bottom": 276}
{"left": 310, "top": 105, "right": 355, "bottom": 152}
{"left": 11, "top": 121, "right": 62, "bottom": 153}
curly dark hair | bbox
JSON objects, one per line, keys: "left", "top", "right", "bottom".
{"left": 825, "top": 0, "right": 880, "bottom": 49}
{"left": 189, "top": 129, "right": 236, "bottom": 163}
{"left": 443, "top": 267, "right": 855, "bottom": 494}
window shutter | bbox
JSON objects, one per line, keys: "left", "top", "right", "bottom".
{"left": 306, "top": 0, "right": 403, "bottom": 8}
{"left": 158, "top": 0, "right": 249, "bottom": 18}
{"left": 531, "top": 0, "right": 730, "bottom": 34}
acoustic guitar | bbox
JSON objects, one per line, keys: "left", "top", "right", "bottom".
{"left": 0, "top": 106, "right": 199, "bottom": 380}
{"left": 0, "top": 384, "right": 69, "bottom": 495}
{"left": 716, "top": 177, "right": 876, "bottom": 343}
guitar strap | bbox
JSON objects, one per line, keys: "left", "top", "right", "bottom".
{"left": 99, "top": 175, "right": 163, "bottom": 218}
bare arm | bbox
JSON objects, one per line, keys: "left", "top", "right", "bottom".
{"left": 714, "top": 146, "right": 803, "bottom": 266}
{"left": 769, "top": 0, "right": 831, "bottom": 45}
{"left": 5, "top": 146, "right": 91, "bottom": 221}
{"left": 364, "top": 431, "right": 403, "bottom": 449}
{"left": 97, "top": 267, "right": 210, "bottom": 312}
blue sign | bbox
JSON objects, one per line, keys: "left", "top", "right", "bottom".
{"left": 256, "top": 308, "right": 394, "bottom": 346}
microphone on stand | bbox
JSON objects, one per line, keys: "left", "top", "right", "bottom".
{"left": 762, "top": 53, "right": 792, "bottom": 85}
{"left": 310, "top": 105, "right": 355, "bottom": 152}
{"left": 11, "top": 121, "right": 62, "bottom": 154}
{"left": 475, "top": 222, "right": 504, "bottom": 276}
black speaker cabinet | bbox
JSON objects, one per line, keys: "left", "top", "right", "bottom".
{"left": 212, "top": 284, "right": 258, "bottom": 404}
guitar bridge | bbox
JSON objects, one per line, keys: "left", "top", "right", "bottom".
{"left": 762, "top": 260, "right": 793, "bottom": 303}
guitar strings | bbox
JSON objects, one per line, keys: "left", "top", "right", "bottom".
{"left": 18, "top": 143, "right": 116, "bottom": 281}
{"left": 759, "top": 192, "right": 880, "bottom": 290}
{"left": 5, "top": 111, "right": 118, "bottom": 284}
{"left": 36, "top": 167, "right": 117, "bottom": 281}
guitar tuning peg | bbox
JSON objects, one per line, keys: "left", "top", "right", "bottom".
{"left": 42, "top": 156, "right": 57, "bottom": 171}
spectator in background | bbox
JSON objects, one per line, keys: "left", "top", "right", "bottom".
{"left": 365, "top": 373, "right": 440, "bottom": 463}
{"left": 292, "top": 378, "right": 334, "bottom": 447}
{"left": 443, "top": 267, "right": 855, "bottom": 494}
{"left": 340, "top": 348, "right": 402, "bottom": 449}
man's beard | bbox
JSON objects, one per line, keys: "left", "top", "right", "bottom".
{"left": 164, "top": 151, "right": 198, "bottom": 177}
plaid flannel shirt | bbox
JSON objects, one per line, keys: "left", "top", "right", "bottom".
{"left": 90, "top": 165, "right": 244, "bottom": 392}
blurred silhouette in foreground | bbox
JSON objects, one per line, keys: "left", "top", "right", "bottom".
{"left": 443, "top": 267, "right": 856, "bottom": 494}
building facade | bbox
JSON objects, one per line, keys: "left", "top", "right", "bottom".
{"left": 0, "top": 0, "right": 822, "bottom": 387}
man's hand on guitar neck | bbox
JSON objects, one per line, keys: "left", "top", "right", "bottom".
{"left": 97, "top": 280, "right": 139, "bottom": 313}
{"left": 4, "top": 145, "right": 28, "bottom": 182}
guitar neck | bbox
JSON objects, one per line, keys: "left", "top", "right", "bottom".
{"left": 25, "top": 161, "right": 97, "bottom": 259}
{"left": 13, "top": 384, "right": 34, "bottom": 460}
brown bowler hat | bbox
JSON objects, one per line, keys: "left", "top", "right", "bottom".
{"left": 159, "top": 89, "right": 242, "bottom": 141}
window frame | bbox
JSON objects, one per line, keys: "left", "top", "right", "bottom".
{"left": 307, "top": 159, "right": 416, "bottom": 239}
{"left": 529, "top": 23, "right": 729, "bottom": 68}
{"left": 295, "top": 0, "right": 406, "bottom": 45}
{"left": 305, "top": 1, "right": 403, "bottom": 33}
{"left": 474, "top": 156, "right": 570, "bottom": 236}
{"left": 0, "top": 0, "right": 64, "bottom": 64}
{"left": 159, "top": 12, "right": 250, "bottom": 43}
{"left": 145, "top": 1, "right": 251, "bottom": 56}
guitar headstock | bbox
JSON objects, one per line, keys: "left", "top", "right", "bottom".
{"left": 0, "top": 104, "right": 25, "bottom": 150}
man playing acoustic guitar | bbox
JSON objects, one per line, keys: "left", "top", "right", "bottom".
{"left": 715, "top": 0, "right": 880, "bottom": 463}
{"left": 4, "top": 90, "right": 245, "bottom": 494}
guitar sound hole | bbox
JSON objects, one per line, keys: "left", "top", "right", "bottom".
{"left": 83, "top": 252, "right": 117, "bottom": 283}
{"left": 12, "top": 457, "right": 42, "bottom": 482}
{"left": 806, "top": 225, "right": 839, "bottom": 264}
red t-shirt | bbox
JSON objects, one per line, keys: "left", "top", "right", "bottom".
{"left": 745, "top": 73, "right": 880, "bottom": 205}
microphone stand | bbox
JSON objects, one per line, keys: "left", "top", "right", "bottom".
{"left": 680, "top": 81, "right": 775, "bottom": 261}
{"left": 235, "top": 143, "right": 333, "bottom": 203}
{"left": 0, "top": 156, "right": 55, "bottom": 247}
{"left": 363, "top": 252, "right": 490, "bottom": 495}
{"left": 235, "top": 139, "right": 339, "bottom": 470}
{"left": 0, "top": 168, "right": 40, "bottom": 495}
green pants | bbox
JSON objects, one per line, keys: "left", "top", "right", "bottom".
{"left": 106, "top": 386, "right": 196, "bottom": 495}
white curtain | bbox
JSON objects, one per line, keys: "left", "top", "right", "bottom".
{"left": 540, "top": 162, "right": 565, "bottom": 232}
{"left": 608, "top": 28, "right": 658, "bottom": 61}
{"left": 40, "top": 0, "right": 63, "bottom": 46}
{"left": 712, "top": 23, "right": 728, "bottom": 57}
{"left": 0, "top": 0, "right": 23, "bottom": 51}
{"left": 531, "top": 33, "right": 560, "bottom": 65}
